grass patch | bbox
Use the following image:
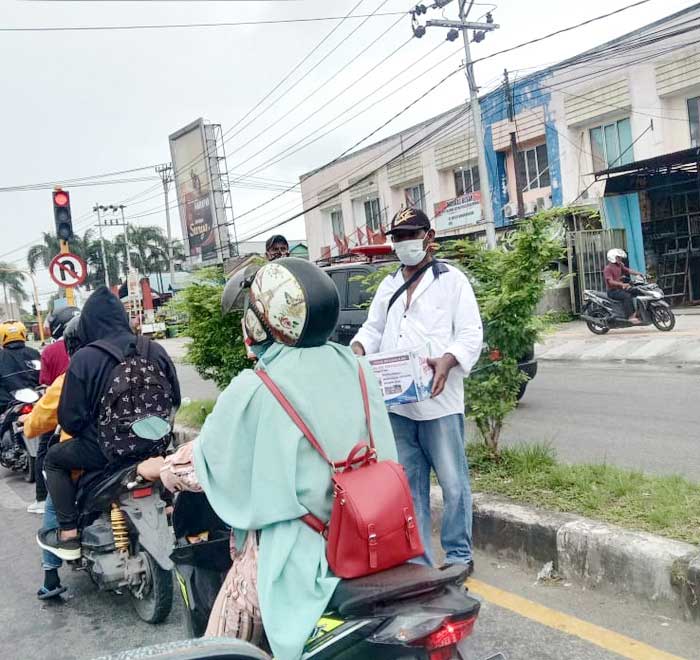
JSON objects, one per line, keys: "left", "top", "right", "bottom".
{"left": 176, "top": 399, "right": 215, "bottom": 429}
{"left": 468, "top": 442, "right": 700, "bottom": 545}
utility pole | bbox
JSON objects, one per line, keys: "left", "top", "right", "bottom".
{"left": 117, "top": 205, "right": 132, "bottom": 272}
{"left": 93, "top": 204, "right": 110, "bottom": 288}
{"left": 412, "top": 0, "right": 499, "bottom": 247}
{"left": 155, "top": 163, "right": 176, "bottom": 292}
{"left": 504, "top": 69, "right": 525, "bottom": 219}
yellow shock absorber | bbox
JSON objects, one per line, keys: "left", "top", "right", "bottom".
{"left": 111, "top": 503, "right": 129, "bottom": 552}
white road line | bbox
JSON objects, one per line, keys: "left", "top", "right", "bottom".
{"left": 0, "top": 476, "right": 29, "bottom": 510}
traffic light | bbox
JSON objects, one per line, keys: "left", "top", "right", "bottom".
{"left": 53, "top": 188, "right": 73, "bottom": 241}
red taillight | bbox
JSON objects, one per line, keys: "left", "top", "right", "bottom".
{"left": 413, "top": 616, "right": 477, "bottom": 655}
{"left": 132, "top": 487, "right": 153, "bottom": 499}
{"left": 20, "top": 404, "right": 33, "bottom": 415}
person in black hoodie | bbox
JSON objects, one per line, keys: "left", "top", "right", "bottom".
{"left": 0, "top": 321, "right": 40, "bottom": 412}
{"left": 39, "top": 287, "right": 181, "bottom": 559}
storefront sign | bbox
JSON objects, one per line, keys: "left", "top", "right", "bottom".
{"left": 434, "top": 192, "right": 482, "bottom": 232}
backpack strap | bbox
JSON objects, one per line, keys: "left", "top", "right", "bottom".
{"left": 90, "top": 340, "right": 125, "bottom": 363}
{"left": 256, "top": 370, "right": 333, "bottom": 467}
{"left": 358, "top": 365, "right": 375, "bottom": 451}
{"left": 386, "top": 259, "right": 437, "bottom": 317}
{"left": 135, "top": 335, "right": 152, "bottom": 360}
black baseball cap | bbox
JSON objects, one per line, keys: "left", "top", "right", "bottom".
{"left": 265, "top": 234, "right": 289, "bottom": 251}
{"left": 385, "top": 207, "right": 431, "bottom": 235}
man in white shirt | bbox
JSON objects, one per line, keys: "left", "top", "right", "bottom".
{"left": 351, "top": 208, "right": 483, "bottom": 572}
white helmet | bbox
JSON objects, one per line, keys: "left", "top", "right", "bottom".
{"left": 606, "top": 248, "right": 627, "bottom": 263}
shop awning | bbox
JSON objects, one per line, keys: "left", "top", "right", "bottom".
{"left": 594, "top": 147, "right": 700, "bottom": 179}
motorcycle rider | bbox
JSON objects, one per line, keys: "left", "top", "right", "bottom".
{"left": 26, "top": 306, "right": 80, "bottom": 515}
{"left": 139, "top": 258, "right": 398, "bottom": 660}
{"left": 22, "top": 315, "right": 83, "bottom": 599}
{"left": 0, "top": 320, "right": 40, "bottom": 412}
{"left": 604, "top": 248, "right": 644, "bottom": 322}
{"left": 39, "top": 286, "right": 180, "bottom": 560}
{"left": 265, "top": 234, "right": 290, "bottom": 261}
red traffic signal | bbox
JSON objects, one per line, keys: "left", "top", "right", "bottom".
{"left": 52, "top": 188, "right": 73, "bottom": 241}
{"left": 53, "top": 190, "right": 69, "bottom": 207}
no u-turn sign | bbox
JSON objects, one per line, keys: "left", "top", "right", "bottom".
{"left": 49, "top": 252, "right": 87, "bottom": 288}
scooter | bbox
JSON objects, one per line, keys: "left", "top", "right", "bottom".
{"left": 170, "top": 492, "right": 495, "bottom": 660}
{"left": 581, "top": 276, "right": 676, "bottom": 335}
{"left": 38, "top": 416, "right": 175, "bottom": 624}
{"left": 0, "top": 383, "right": 43, "bottom": 482}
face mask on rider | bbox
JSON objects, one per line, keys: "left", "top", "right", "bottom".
{"left": 393, "top": 238, "right": 427, "bottom": 267}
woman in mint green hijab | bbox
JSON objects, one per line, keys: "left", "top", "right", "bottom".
{"left": 158, "top": 259, "right": 398, "bottom": 660}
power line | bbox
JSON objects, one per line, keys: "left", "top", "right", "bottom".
{"left": 0, "top": 12, "right": 408, "bottom": 32}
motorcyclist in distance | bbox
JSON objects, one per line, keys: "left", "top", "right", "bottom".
{"left": 603, "top": 248, "right": 644, "bottom": 323}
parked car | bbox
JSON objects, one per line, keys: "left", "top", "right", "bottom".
{"left": 323, "top": 260, "right": 538, "bottom": 400}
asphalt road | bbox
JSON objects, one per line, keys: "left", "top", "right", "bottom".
{"left": 500, "top": 361, "right": 700, "bottom": 481}
{"left": 173, "top": 354, "right": 700, "bottom": 482}
{"left": 1, "top": 472, "right": 697, "bottom": 660}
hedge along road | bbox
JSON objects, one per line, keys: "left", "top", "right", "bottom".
{"left": 495, "top": 360, "right": 700, "bottom": 481}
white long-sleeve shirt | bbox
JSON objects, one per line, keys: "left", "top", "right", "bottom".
{"left": 352, "top": 262, "right": 483, "bottom": 421}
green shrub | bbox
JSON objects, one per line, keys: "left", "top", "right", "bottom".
{"left": 169, "top": 267, "right": 250, "bottom": 389}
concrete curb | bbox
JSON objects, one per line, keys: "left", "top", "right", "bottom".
{"left": 431, "top": 490, "right": 700, "bottom": 622}
{"left": 174, "top": 424, "right": 700, "bottom": 622}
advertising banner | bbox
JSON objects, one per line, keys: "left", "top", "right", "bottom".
{"left": 434, "top": 192, "right": 482, "bottom": 233}
{"left": 169, "top": 119, "right": 218, "bottom": 260}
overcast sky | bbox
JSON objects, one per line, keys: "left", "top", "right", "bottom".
{"left": 1, "top": 0, "right": 697, "bottom": 304}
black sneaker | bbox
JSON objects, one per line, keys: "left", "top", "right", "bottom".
{"left": 440, "top": 560, "right": 475, "bottom": 577}
{"left": 36, "top": 529, "right": 81, "bottom": 561}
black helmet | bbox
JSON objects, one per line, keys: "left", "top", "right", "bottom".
{"left": 63, "top": 315, "right": 83, "bottom": 357}
{"left": 243, "top": 258, "right": 339, "bottom": 348}
{"left": 222, "top": 263, "right": 262, "bottom": 315}
{"left": 47, "top": 306, "right": 80, "bottom": 340}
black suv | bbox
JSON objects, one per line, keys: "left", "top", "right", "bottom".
{"left": 323, "top": 261, "right": 538, "bottom": 400}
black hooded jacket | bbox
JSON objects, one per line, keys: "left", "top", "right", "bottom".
{"left": 58, "top": 287, "right": 181, "bottom": 444}
{"left": 0, "top": 341, "right": 40, "bottom": 411}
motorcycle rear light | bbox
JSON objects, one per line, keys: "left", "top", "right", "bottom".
{"left": 20, "top": 404, "right": 33, "bottom": 415}
{"left": 412, "top": 615, "right": 478, "bottom": 652}
{"left": 132, "top": 486, "right": 153, "bottom": 499}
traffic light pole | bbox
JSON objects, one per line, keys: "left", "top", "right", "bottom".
{"left": 59, "top": 240, "right": 76, "bottom": 306}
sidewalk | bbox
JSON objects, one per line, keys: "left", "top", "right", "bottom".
{"left": 537, "top": 315, "right": 700, "bottom": 364}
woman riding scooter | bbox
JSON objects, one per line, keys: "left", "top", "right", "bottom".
{"left": 140, "top": 258, "right": 398, "bottom": 660}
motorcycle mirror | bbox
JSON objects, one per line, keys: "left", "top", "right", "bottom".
{"left": 13, "top": 388, "right": 39, "bottom": 404}
{"left": 131, "top": 416, "right": 171, "bottom": 441}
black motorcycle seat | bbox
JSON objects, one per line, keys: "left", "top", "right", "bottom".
{"left": 328, "top": 563, "right": 468, "bottom": 616}
{"left": 76, "top": 464, "right": 136, "bottom": 514}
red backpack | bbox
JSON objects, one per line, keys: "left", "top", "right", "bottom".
{"left": 257, "top": 365, "right": 424, "bottom": 579}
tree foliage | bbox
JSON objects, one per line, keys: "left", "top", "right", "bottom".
{"left": 442, "top": 209, "right": 570, "bottom": 454}
{"left": 169, "top": 267, "right": 250, "bottom": 390}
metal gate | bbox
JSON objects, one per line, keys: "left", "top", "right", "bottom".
{"left": 567, "top": 229, "right": 627, "bottom": 312}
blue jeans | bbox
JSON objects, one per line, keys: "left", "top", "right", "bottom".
{"left": 389, "top": 413, "right": 472, "bottom": 566}
{"left": 40, "top": 495, "right": 63, "bottom": 571}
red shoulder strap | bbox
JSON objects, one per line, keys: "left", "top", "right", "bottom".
{"left": 256, "top": 370, "right": 333, "bottom": 466}
{"left": 357, "top": 364, "right": 375, "bottom": 450}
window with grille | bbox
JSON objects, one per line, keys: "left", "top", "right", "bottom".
{"left": 330, "top": 210, "right": 345, "bottom": 238}
{"left": 590, "top": 118, "right": 633, "bottom": 171}
{"left": 404, "top": 183, "right": 426, "bottom": 211}
{"left": 516, "top": 144, "right": 551, "bottom": 191}
{"left": 454, "top": 165, "right": 480, "bottom": 197}
{"left": 363, "top": 198, "right": 382, "bottom": 231}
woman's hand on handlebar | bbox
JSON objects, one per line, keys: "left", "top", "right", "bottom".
{"left": 137, "top": 456, "right": 166, "bottom": 482}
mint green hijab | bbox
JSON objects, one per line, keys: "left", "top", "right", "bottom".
{"left": 193, "top": 342, "right": 398, "bottom": 660}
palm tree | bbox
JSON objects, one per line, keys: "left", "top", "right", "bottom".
{"left": 0, "top": 263, "right": 28, "bottom": 320}
{"left": 113, "top": 225, "right": 183, "bottom": 280}
{"left": 27, "top": 230, "right": 93, "bottom": 274}
{"left": 85, "top": 236, "right": 120, "bottom": 289}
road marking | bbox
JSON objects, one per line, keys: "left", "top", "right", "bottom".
{"left": 468, "top": 579, "right": 685, "bottom": 660}
{"left": 0, "top": 476, "right": 28, "bottom": 510}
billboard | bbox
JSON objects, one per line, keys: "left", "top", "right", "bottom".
{"left": 169, "top": 119, "right": 218, "bottom": 260}
{"left": 434, "top": 192, "right": 482, "bottom": 233}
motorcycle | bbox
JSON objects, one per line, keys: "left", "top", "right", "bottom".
{"left": 39, "top": 416, "right": 175, "bottom": 624}
{"left": 170, "top": 492, "right": 494, "bottom": 660}
{"left": 0, "top": 364, "right": 43, "bottom": 482}
{"left": 581, "top": 276, "right": 676, "bottom": 335}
